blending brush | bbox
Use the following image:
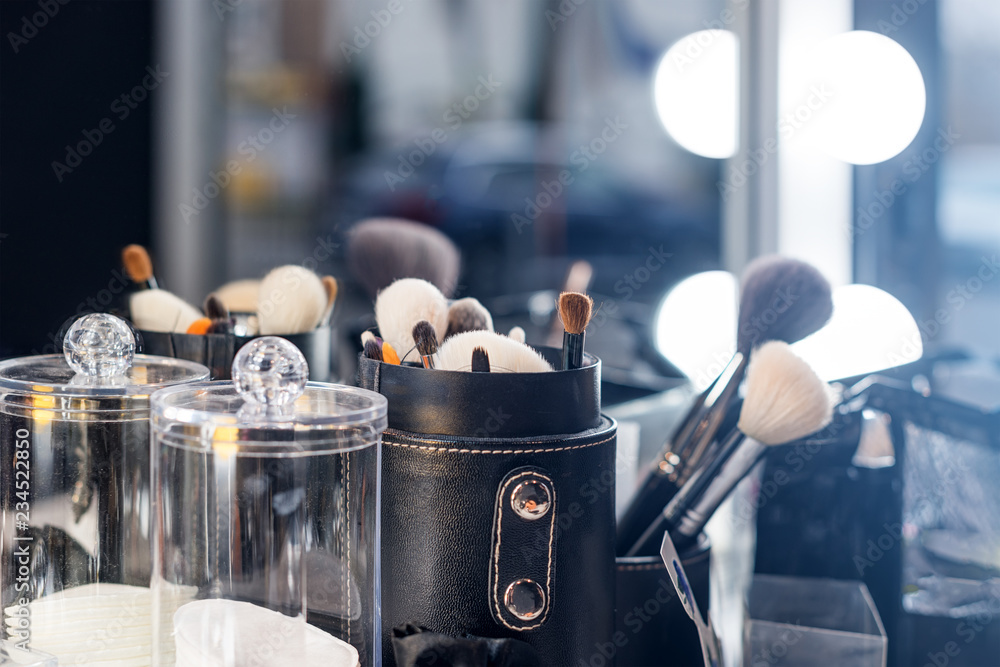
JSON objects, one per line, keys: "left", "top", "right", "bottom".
{"left": 558, "top": 291, "right": 593, "bottom": 370}
{"left": 130, "top": 290, "right": 203, "bottom": 333}
{"left": 122, "top": 244, "right": 159, "bottom": 290}
{"left": 617, "top": 256, "right": 833, "bottom": 554}
{"left": 471, "top": 346, "right": 490, "bottom": 372}
{"left": 215, "top": 279, "right": 260, "bottom": 313}
{"left": 444, "top": 297, "right": 493, "bottom": 339}
{"left": 320, "top": 276, "right": 339, "bottom": 325}
{"left": 347, "top": 218, "right": 461, "bottom": 298}
{"left": 412, "top": 320, "right": 439, "bottom": 369}
{"left": 436, "top": 331, "right": 552, "bottom": 373}
{"left": 627, "top": 341, "right": 833, "bottom": 555}
{"left": 508, "top": 326, "right": 526, "bottom": 344}
{"left": 257, "top": 265, "right": 328, "bottom": 335}
{"left": 374, "top": 278, "right": 449, "bottom": 361}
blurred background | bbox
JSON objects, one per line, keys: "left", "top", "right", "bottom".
{"left": 4, "top": 2, "right": 1000, "bottom": 666}
{"left": 7, "top": 0, "right": 995, "bottom": 368}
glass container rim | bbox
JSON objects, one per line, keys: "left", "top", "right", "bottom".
{"left": 151, "top": 380, "right": 389, "bottom": 430}
{"left": 0, "top": 353, "right": 210, "bottom": 398}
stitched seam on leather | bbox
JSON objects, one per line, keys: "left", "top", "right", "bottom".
{"left": 617, "top": 563, "right": 665, "bottom": 572}
{"left": 492, "top": 470, "right": 555, "bottom": 631}
{"left": 383, "top": 434, "right": 616, "bottom": 454}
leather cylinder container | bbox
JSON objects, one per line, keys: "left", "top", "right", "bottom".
{"left": 358, "top": 349, "right": 617, "bottom": 667}
{"left": 615, "top": 536, "right": 711, "bottom": 667}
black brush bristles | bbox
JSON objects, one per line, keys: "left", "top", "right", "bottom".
{"left": 471, "top": 346, "right": 490, "bottom": 372}
{"left": 363, "top": 339, "right": 383, "bottom": 362}
{"left": 412, "top": 320, "right": 439, "bottom": 369}
{"left": 444, "top": 297, "right": 493, "bottom": 339}
{"left": 558, "top": 291, "right": 594, "bottom": 370}
{"left": 737, "top": 256, "right": 833, "bottom": 354}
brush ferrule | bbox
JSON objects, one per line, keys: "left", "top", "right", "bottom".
{"left": 420, "top": 354, "right": 435, "bottom": 370}
{"left": 561, "top": 331, "right": 585, "bottom": 370}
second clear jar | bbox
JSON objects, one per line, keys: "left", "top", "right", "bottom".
{"left": 149, "top": 338, "right": 387, "bottom": 667}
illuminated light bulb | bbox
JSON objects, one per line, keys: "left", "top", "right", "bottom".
{"left": 802, "top": 30, "right": 925, "bottom": 165}
{"left": 793, "top": 284, "right": 922, "bottom": 381}
{"left": 653, "top": 30, "right": 739, "bottom": 159}
{"left": 654, "top": 271, "right": 739, "bottom": 390}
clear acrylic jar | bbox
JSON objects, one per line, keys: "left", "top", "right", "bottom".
{"left": 0, "top": 314, "right": 209, "bottom": 662}
{"left": 150, "top": 337, "right": 387, "bottom": 667}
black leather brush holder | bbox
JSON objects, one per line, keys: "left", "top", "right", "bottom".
{"left": 358, "top": 349, "right": 617, "bottom": 667}
{"left": 138, "top": 326, "right": 332, "bottom": 380}
{"left": 615, "top": 536, "right": 712, "bottom": 667}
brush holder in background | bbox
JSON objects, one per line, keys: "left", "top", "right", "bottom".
{"left": 150, "top": 339, "right": 387, "bottom": 667}
{"left": 358, "top": 349, "right": 617, "bottom": 667}
{"left": 138, "top": 325, "right": 332, "bottom": 381}
{"left": 0, "top": 314, "right": 209, "bottom": 662}
{"left": 614, "top": 535, "right": 712, "bottom": 667}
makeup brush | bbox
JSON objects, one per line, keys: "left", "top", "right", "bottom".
{"left": 558, "top": 292, "right": 593, "bottom": 370}
{"left": 382, "top": 342, "right": 401, "bottom": 365}
{"left": 374, "top": 278, "right": 449, "bottom": 361}
{"left": 444, "top": 297, "right": 494, "bottom": 339}
{"left": 257, "top": 265, "right": 328, "bottom": 335}
{"left": 673, "top": 257, "right": 834, "bottom": 485}
{"left": 471, "top": 346, "right": 490, "bottom": 372}
{"left": 412, "top": 320, "right": 439, "bottom": 369}
{"left": 320, "top": 276, "right": 338, "bottom": 325}
{"left": 627, "top": 341, "right": 833, "bottom": 555}
{"left": 508, "top": 326, "right": 526, "bottom": 344}
{"left": 122, "top": 244, "right": 158, "bottom": 290}
{"left": 617, "top": 257, "right": 833, "bottom": 554}
{"left": 347, "top": 218, "right": 461, "bottom": 298}
{"left": 129, "top": 289, "right": 203, "bottom": 333}
{"left": 436, "top": 331, "right": 553, "bottom": 373}
{"left": 362, "top": 332, "right": 383, "bottom": 362}
{"left": 215, "top": 279, "right": 260, "bottom": 313}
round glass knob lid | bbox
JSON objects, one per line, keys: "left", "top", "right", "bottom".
{"left": 232, "top": 336, "right": 308, "bottom": 406}
{"left": 63, "top": 313, "right": 136, "bottom": 378}
{"left": 504, "top": 579, "right": 545, "bottom": 621}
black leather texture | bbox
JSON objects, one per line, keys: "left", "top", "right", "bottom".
{"left": 358, "top": 351, "right": 616, "bottom": 667}
{"left": 614, "top": 538, "right": 711, "bottom": 667}
{"left": 357, "top": 349, "right": 601, "bottom": 437}
{"left": 391, "top": 623, "right": 543, "bottom": 667}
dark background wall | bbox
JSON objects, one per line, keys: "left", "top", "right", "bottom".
{"left": 1, "top": 0, "right": 154, "bottom": 356}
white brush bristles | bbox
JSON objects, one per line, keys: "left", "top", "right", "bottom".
{"left": 436, "top": 331, "right": 553, "bottom": 373}
{"left": 257, "top": 266, "right": 327, "bottom": 335}
{"left": 737, "top": 341, "right": 833, "bottom": 446}
{"left": 130, "top": 289, "right": 203, "bottom": 333}
{"left": 214, "top": 279, "right": 261, "bottom": 313}
{"left": 375, "top": 278, "right": 449, "bottom": 358}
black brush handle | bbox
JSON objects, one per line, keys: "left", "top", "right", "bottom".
{"left": 561, "top": 331, "right": 585, "bottom": 370}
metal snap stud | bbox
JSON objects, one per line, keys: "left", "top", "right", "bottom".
{"left": 504, "top": 579, "right": 545, "bottom": 621}
{"left": 511, "top": 479, "right": 551, "bottom": 520}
